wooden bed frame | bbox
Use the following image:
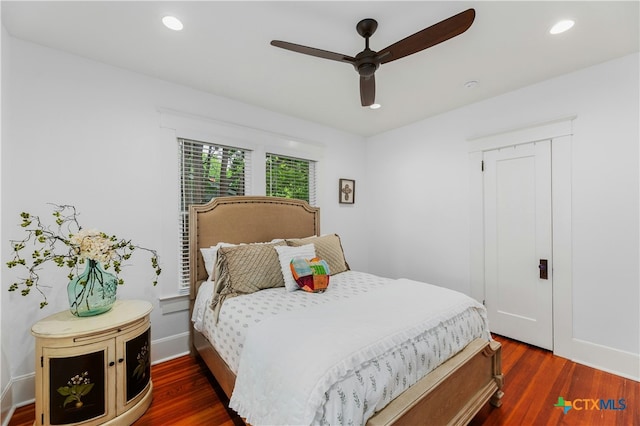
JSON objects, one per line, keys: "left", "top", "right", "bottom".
{"left": 189, "top": 196, "right": 503, "bottom": 425}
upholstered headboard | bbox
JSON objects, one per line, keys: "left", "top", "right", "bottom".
{"left": 188, "top": 196, "right": 320, "bottom": 298}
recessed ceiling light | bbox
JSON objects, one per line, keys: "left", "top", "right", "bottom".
{"left": 464, "top": 80, "right": 479, "bottom": 89}
{"left": 162, "top": 16, "right": 183, "bottom": 31}
{"left": 369, "top": 103, "right": 381, "bottom": 110}
{"left": 550, "top": 19, "right": 574, "bottom": 35}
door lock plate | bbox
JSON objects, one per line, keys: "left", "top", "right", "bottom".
{"left": 539, "top": 259, "right": 548, "bottom": 280}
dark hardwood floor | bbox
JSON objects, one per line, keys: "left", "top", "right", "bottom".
{"left": 8, "top": 335, "right": 638, "bottom": 425}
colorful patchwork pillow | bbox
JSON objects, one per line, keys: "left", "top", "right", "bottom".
{"left": 290, "top": 257, "right": 331, "bottom": 293}
{"left": 274, "top": 244, "right": 316, "bottom": 292}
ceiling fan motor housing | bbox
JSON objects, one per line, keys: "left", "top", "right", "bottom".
{"left": 355, "top": 49, "right": 379, "bottom": 77}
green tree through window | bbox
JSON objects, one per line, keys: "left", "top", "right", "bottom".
{"left": 179, "top": 139, "right": 250, "bottom": 291}
{"left": 181, "top": 140, "right": 247, "bottom": 208}
{"left": 266, "top": 154, "right": 315, "bottom": 203}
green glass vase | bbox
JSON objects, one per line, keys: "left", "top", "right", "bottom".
{"left": 67, "top": 260, "right": 117, "bottom": 317}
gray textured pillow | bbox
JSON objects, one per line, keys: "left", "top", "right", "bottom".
{"left": 286, "top": 234, "right": 349, "bottom": 275}
{"left": 211, "top": 241, "right": 285, "bottom": 320}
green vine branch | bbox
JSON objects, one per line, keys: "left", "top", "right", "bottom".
{"left": 6, "top": 204, "right": 161, "bottom": 308}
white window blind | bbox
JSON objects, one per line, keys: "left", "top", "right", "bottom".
{"left": 179, "top": 138, "right": 251, "bottom": 292}
{"left": 266, "top": 153, "right": 316, "bottom": 206}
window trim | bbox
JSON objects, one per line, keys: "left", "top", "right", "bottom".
{"left": 160, "top": 108, "right": 325, "bottom": 295}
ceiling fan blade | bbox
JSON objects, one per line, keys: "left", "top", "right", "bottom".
{"left": 271, "top": 40, "right": 356, "bottom": 63}
{"left": 377, "top": 8, "right": 475, "bottom": 64}
{"left": 360, "top": 75, "right": 376, "bottom": 106}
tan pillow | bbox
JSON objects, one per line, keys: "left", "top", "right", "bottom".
{"left": 286, "top": 234, "right": 349, "bottom": 275}
{"left": 211, "top": 241, "right": 285, "bottom": 320}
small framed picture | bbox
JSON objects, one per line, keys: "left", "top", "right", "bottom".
{"left": 339, "top": 179, "right": 355, "bottom": 204}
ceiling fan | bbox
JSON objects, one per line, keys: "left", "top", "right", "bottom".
{"left": 271, "top": 9, "right": 476, "bottom": 107}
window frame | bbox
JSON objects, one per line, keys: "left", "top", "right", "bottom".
{"left": 178, "top": 138, "right": 252, "bottom": 293}
{"left": 162, "top": 108, "right": 324, "bottom": 295}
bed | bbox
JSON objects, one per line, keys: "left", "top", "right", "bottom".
{"left": 189, "top": 195, "right": 503, "bottom": 425}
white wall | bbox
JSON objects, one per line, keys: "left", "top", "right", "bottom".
{"left": 0, "top": 34, "right": 368, "bottom": 409}
{"left": 1, "top": 23, "right": 11, "bottom": 423}
{"left": 2, "top": 26, "right": 639, "bottom": 413}
{"left": 366, "top": 53, "right": 639, "bottom": 377}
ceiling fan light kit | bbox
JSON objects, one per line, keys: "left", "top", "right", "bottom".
{"left": 271, "top": 8, "right": 475, "bottom": 107}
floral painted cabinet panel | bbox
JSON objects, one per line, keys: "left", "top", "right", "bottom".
{"left": 32, "top": 300, "right": 153, "bottom": 426}
{"left": 118, "top": 325, "right": 151, "bottom": 414}
{"left": 43, "top": 341, "right": 114, "bottom": 425}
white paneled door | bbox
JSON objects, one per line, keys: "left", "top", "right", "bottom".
{"left": 483, "top": 140, "right": 553, "bottom": 350}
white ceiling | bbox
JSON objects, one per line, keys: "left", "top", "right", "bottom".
{"left": 2, "top": 1, "right": 638, "bottom": 136}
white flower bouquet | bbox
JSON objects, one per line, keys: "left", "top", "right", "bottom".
{"left": 6, "top": 204, "right": 161, "bottom": 308}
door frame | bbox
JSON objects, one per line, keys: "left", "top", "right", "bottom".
{"left": 468, "top": 116, "right": 575, "bottom": 358}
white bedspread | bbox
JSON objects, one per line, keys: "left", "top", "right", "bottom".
{"left": 197, "top": 271, "right": 391, "bottom": 372}
{"left": 229, "top": 278, "right": 489, "bottom": 426}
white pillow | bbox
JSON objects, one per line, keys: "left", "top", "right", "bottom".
{"left": 200, "top": 242, "right": 235, "bottom": 280}
{"left": 191, "top": 280, "right": 214, "bottom": 332}
{"left": 274, "top": 244, "right": 316, "bottom": 292}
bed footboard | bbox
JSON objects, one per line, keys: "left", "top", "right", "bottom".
{"left": 366, "top": 338, "right": 503, "bottom": 426}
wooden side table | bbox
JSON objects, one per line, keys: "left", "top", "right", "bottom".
{"left": 31, "top": 300, "right": 153, "bottom": 426}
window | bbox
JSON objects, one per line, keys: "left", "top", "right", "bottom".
{"left": 178, "top": 138, "right": 251, "bottom": 292}
{"left": 266, "top": 153, "right": 316, "bottom": 206}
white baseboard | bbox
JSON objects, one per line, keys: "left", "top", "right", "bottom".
{"left": 1, "top": 373, "right": 35, "bottom": 426}
{"left": 1, "top": 384, "right": 14, "bottom": 426}
{"left": 1, "top": 405, "right": 15, "bottom": 426}
{"left": 572, "top": 338, "right": 640, "bottom": 381}
{"left": 151, "top": 331, "right": 190, "bottom": 365}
